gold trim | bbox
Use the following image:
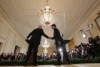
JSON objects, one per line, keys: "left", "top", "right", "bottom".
{"left": 94, "top": 14, "right": 100, "bottom": 31}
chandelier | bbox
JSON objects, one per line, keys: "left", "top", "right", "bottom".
{"left": 42, "top": 39, "right": 50, "bottom": 55}
{"left": 37, "top": 0, "right": 57, "bottom": 26}
{"left": 42, "top": 39, "right": 50, "bottom": 49}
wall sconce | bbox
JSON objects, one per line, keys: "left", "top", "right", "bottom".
{"left": 87, "top": 23, "right": 93, "bottom": 37}
{"left": 88, "top": 24, "right": 93, "bottom": 30}
{"left": 80, "top": 29, "right": 84, "bottom": 33}
{"left": 80, "top": 24, "right": 93, "bottom": 38}
{"left": 82, "top": 33, "right": 87, "bottom": 38}
{"left": 80, "top": 29, "right": 87, "bottom": 38}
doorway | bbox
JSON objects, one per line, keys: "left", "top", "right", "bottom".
{"left": 14, "top": 45, "right": 20, "bottom": 56}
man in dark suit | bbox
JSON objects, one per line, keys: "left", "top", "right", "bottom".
{"left": 50, "top": 24, "right": 70, "bottom": 65}
{"left": 25, "top": 26, "right": 49, "bottom": 66}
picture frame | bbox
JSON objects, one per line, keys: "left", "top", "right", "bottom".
{"left": 95, "top": 14, "right": 100, "bottom": 31}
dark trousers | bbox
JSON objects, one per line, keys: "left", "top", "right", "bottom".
{"left": 61, "top": 44, "right": 70, "bottom": 63}
{"left": 25, "top": 41, "right": 39, "bottom": 65}
{"left": 55, "top": 41, "right": 70, "bottom": 64}
{"left": 56, "top": 45, "right": 61, "bottom": 64}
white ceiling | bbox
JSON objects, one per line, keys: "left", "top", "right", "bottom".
{"left": 0, "top": 0, "right": 98, "bottom": 47}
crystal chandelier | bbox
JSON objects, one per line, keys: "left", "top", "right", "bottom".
{"left": 37, "top": 0, "right": 57, "bottom": 26}
{"left": 42, "top": 39, "right": 50, "bottom": 49}
{"left": 42, "top": 39, "right": 50, "bottom": 55}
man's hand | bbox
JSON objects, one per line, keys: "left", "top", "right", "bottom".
{"left": 48, "top": 37, "right": 53, "bottom": 39}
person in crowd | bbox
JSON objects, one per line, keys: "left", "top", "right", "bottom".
{"left": 10, "top": 53, "right": 16, "bottom": 61}
{"left": 88, "top": 37, "right": 97, "bottom": 57}
{"left": 50, "top": 24, "right": 70, "bottom": 65}
{"left": 25, "top": 26, "right": 50, "bottom": 66}
{"left": 95, "top": 36, "right": 100, "bottom": 56}
{"left": 68, "top": 36, "right": 100, "bottom": 59}
{"left": 0, "top": 52, "right": 5, "bottom": 61}
{"left": 50, "top": 52, "right": 57, "bottom": 61}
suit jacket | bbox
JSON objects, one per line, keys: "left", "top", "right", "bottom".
{"left": 26, "top": 28, "right": 49, "bottom": 44}
{"left": 52, "top": 28, "right": 64, "bottom": 44}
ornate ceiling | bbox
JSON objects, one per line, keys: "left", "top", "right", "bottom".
{"left": 0, "top": 0, "right": 99, "bottom": 47}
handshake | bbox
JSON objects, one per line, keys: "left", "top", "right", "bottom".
{"left": 48, "top": 37, "right": 53, "bottom": 39}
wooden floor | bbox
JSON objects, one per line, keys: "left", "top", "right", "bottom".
{"left": 1, "top": 64, "right": 100, "bottom": 67}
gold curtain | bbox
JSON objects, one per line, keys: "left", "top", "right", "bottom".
{"left": 68, "top": 38, "right": 75, "bottom": 50}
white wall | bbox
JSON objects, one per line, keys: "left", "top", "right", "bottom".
{"left": 0, "top": 9, "right": 28, "bottom": 54}
{"left": 70, "top": 2, "right": 100, "bottom": 46}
